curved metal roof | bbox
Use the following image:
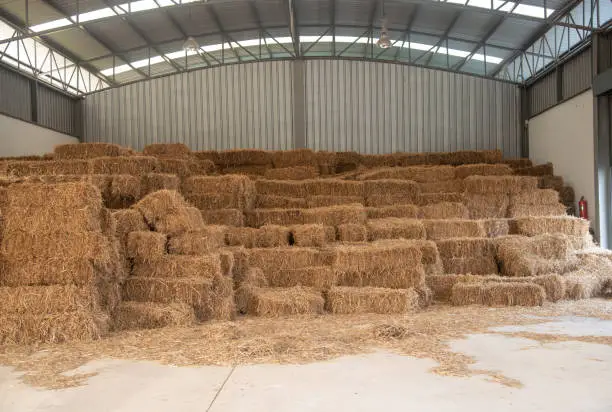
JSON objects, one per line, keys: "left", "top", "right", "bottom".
{"left": 0, "top": 0, "right": 606, "bottom": 95}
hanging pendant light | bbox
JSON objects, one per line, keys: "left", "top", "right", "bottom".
{"left": 183, "top": 36, "right": 199, "bottom": 52}
{"left": 377, "top": 0, "right": 391, "bottom": 49}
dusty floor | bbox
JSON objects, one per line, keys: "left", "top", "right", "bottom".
{"left": 1, "top": 301, "right": 612, "bottom": 411}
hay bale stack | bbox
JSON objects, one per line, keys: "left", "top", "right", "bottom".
{"left": 442, "top": 150, "right": 503, "bottom": 165}
{"left": 451, "top": 282, "right": 545, "bottom": 306}
{"left": 306, "top": 195, "right": 363, "bottom": 208}
{"left": 255, "top": 180, "right": 308, "bottom": 198}
{"left": 303, "top": 204, "right": 367, "bottom": 226}
{"left": 358, "top": 166, "right": 455, "bottom": 182}
{"left": 226, "top": 226, "right": 290, "bottom": 248}
{"left": 221, "top": 165, "right": 270, "bottom": 176}
{"left": 419, "top": 180, "right": 465, "bottom": 193}
{"left": 464, "top": 175, "right": 539, "bottom": 194}
{"left": 156, "top": 158, "right": 193, "bottom": 177}
{"left": 502, "top": 158, "right": 533, "bottom": 169}
{"left": 366, "top": 204, "right": 419, "bottom": 219}
{"left": 265, "top": 267, "right": 336, "bottom": 289}
{"left": 218, "top": 149, "right": 272, "bottom": 167}
{"left": 367, "top": 218, "right": 425, "bottom": 241}
{"left": 324, "top": 287, "right": 419, "bottom": 314}
{"left": 127, "top": 231, "right": 167, "bottom": 262}
{"left": 450, "top": 283, "right": 485, "bottom": 305}
{"left": 423, "top": 219, "right": 485, "bottom": 240}
{"left": 463, "top": 193, "right": 509, "bottom": 219}
{"left": 563, "top": 254, "right": 612, "bottom": 300}
{"left": 183, "top": 175, "right": 255, "bottom": 211}
{"left": 264, "top": 166, "right": 319, "bottom": 180}
{"left": 480, "top": 219, "right": 512, "bottom": 238}
{"left": 54, "top": 143, "right": 127, "bottom": 159}
{"left": 245, "top": 208, "right": 304, "bottom": 227}
{"left": 426, "top": 275, "right": 461, "bottom": 302}
{"left": 106, "top": 175, "right": 141, "bottom": 208}
{"left": 516, "top": 163, "right": 554, "bottom": 176}
{"left": 559, "top": 186, "right": 575, "bottom": 207}
{"left": 454, "top": 164, "right": 513, "bottom": 179}
{"left": 112, "top": 209, "right": 148, "bottom": 247}
{"left": 113, "top": 302, "right": 196, "bottom": 331}
{"left": 248, "top": 247, "right": 322, "bottom": 272}
{"left": 291, "top": 224, "right": 335, "bottom": 247}
{"left": 0, "top": 285, "right": 99, "bottom": 314}
{"left": 337, "top": 224, "right": 368, "bottom": 242}
{"left": 89, "top": 156, "right": 158, "bottom": 175}
{"left": 436, "top": 237, "right": 498, "bottom": 275}
{"left": 363, "top": 180, "right": 420, "bottom": 206}
{"left": 190, "top": 159, "right": 216, "bottom": 175}
{"left": 507, "top": 204, "right": 567, "bottom": 218}
{"left": 143, "top": 143, "right": 191, "bottom": 158}
{"left": 256, "top": 194, "right": 307, "bottom": 209}
{"left": 305, "top": 179, "right": 364, "bottom": 197}
{"left": 239, "top": 286, "right": 324, "bottom": 317}
{"left": 539, "top": 175, "right": 564, "bottom": 191}
{"left": 131, "top": 254, "right": 222, "bottom": 279}
{"left": 201, "top": 209, "right": 244, "bottom": 227}
{"left": 272, "top": 149, "right": 317, "bottom": 168}
{"left": 510, "top": 189, "right": 560, "bottom": 205}
{"left": 419, "top": 193, "right": 464, "bottom": 205}
{"left": 514, "top": 216, "right": 589, "bottom": 237}
{"left": 332, "top": 242, "right": 423, "bottom": 279}
{"left": 360, "top": 154, "right": 398, "bottom": 168}
{"left": 7, "top": 160, "right": 90, "bottom": 176}
{"left": 133, "top": 190, "right": 203, "bottom": 235}
{"left": 167, "top": 227, "right": 226, "bottom": 255}
{"left": 420, "top": 202, "right": 469, "bottom": 219}
{"left": 193, "top": 150, "right": 220, "bottom": 164}
{"left": 141, "top": 173, "right": 180, "bottom": 195}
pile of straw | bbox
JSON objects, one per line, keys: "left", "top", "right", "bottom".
{"left": 420, "top": 202, "right": 469, "bottom": 219}
{"left": 54, "top": 143, "right": 128, "bottom": 159}
{"left": 423, "top": 219, "right": 486, "bottom": 240}
{"left": 107, "top": 175, "right": 141, "bottom": 208}
{"left": 264, "top": 166, "right": 319, "bottom": 180}
{"left": 454, "top": 164, "right": 513, "bottom": 179}
{"left": 514, "top": 216, "right": 589, "bottom": 237}
{"left": 324, "top": 287, "right": 419, "bottom": 314}
{"left": 563, "top": 254, "right": 612, "bottom": 299}
{"left": 112, "top": 302, "right": 196, "bottom": 331}
{"left": 291, "top": 224, "right": 336, "bottom": 247}
{"left": 143, "top": 143, "right": 191, "bottom": 158}
{"left": 131, "top": 254, "right": 222, "bottom": 279}
{"left": 367, "top": 218, "right": 426, "bottom": 241}
{"left": 337, "top": 223, "right": 368, "bottom": 242}
{"left": 366, "top": 204, "right": 419, "bottom": 219}
{"left": 112, "top": 209, "right": 148, "bottom": 247}
{"left": 141, "top": 173, "right": 180, "bottom": 195}
{"left": 240, "top": 286, "right": 324, "bottom": 316}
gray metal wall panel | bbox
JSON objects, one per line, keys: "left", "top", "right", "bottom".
{"left": 304, "top": 60, "right": 521, "bottom": 157}
{"left": 562, "top": 48, "right": 592, "bottom": 99}
{"left": 598, "top": 32, "right": 612, "bottom": 74}
{"left": 528, "top": 71, "right": 557, "bottom": 116}
{"left": 0, "top": 65, "right": 31, "bottom": 121}
{"left": 37, "top": 84, "right": 77, "bottom": 136}
{"left": 84, "top": 61, "right": 294, "bottom": 151}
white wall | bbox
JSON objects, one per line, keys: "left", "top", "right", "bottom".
{"left": 0, "top": 113, "right": 78, "bottom": 156}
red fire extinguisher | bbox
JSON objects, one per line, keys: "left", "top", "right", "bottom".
{"left": 579, "top": 196, "right": 588, "bottom": 220}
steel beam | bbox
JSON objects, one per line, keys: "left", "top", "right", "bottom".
{"left": 206, "top": 4, "right": 240, "bottom": 61}
{"left": 453, "top": 14, "right": 505, "bottom": 71}
{"left": 422, "top": 10, "right": 461, "bottom": 66}
{"left": 288, "top": 0, "right": 300, "bottom": 56}
{"left": 248, "top": 0, "right": 272, "bottom": 58}
{"left": 365, "top": 0, "right": 379, "bottom": 59}
{"left": 391, "top": 4, "right": 419, "bottom": 61}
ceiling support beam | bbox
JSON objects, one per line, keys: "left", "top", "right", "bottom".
{"left": 422, "top": 10, "right": 461, "bottom": 66}
{"left": 453, "top": 14, "right": 505, "bottom": 71}
{"left": 248, "top": 0, "right": 272, "bottom": 58}
{"left": 365, "top": 0, "right": 379, "bottom": 59}
{"left": 390, "top": 4, "right": 419, "bottom": 61}
{"left": 207, "top": 4, "right": 240, "bottom": 62}
{"left": 288, "top": 0, "right": 300, "bottom": 57}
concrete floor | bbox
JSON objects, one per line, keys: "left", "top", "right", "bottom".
{"left": 1, "top": 316, "right": 612, "bottom": 412}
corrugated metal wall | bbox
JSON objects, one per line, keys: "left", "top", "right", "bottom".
{"left": 562, "top": 48, "right": 592, "bottom": 100}
{"left": 84, "top": 61, "right": 294, "bottom": 151}
{"left": 84, "top": 59, "right": 521, "bottom": 157}
{"left": 529, "top": 71, "right": 557, "bottom": 117}
{"left": 304, "top": 60, "right": 520, "bottom": 157}
{"left": 37, "top": 84, "right": 77, "bottom": 136}
{"left": 0, "top": 65, "right": 31, "bottom": 121}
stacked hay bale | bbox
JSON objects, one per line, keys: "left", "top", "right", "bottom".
{"left": 507, "top": 189, "right": 566, "bottom": 218}
{"left": 436, "top": 238, "right": 498, "bottom": 275}
{"left": 0, "top": 182, "right": 122, "bottom": 344}
{"left": 182, "top": 175, "right": 255, "bottom": 226}
{"left": 115, "top": 190, "right": 234, "bottom": 330}
{"left": 143, "top": 143, "right": 214, "bottom": 177}
{"left": 463, "top": 175, "right": 539, "bottom": 219}
{"left": 218, "top": 149, "right": 272, "bottom": 176}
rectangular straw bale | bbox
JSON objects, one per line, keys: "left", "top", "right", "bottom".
{"left": 302, "top": 204, "right": 367, "bottom": 226}
{"left": 419, "top": 192, "right": 463, "bottom": 205}
{"left": 89, "top": 156, "right": 158, "bottom": 175}
{"left": 255, "top": 179, "right": 307, "bottom": 197}
{"left": 495, "top": 235, "right": 574, "bottom": 277}
{"left": 508, "top": 204, "right": 567, "bottom": 218}
{"left": 143, "top": 143, "right": 191, "bottom": 158}
{"left": 336, "top": 266, "right": 424, "bottom": 289}
{"left": 5, "top": 181, "right": 102, "bottom": 209}
{"left": 222, "top": 165, "right": 269, "bottom": 176}
{"left": 141, "top": 173, "right": 180, "bottom": 195}
{"left": 366, "top": 194, "right": 421, "bottom": 207}
{"left": 325, "top": 287, "right": 418, "bottom": 314}
{"left": 112, "top": 302, "right": 196, "bottom": 331}
{"left": 111, "top": 209, "right": 148, "bottom": 241}
{"left": 502, "top": 158, "right": 533, "bottom": 169}
{"left": 360, "top": 154, "right": 398, "bottom": 168}
{"left": 218, "top": 149, "right": 272, "bottom": 166}
{"left": 516, "top": 163, "right": 554, "bottom": 176}
{"left": 337, "top": 223, "right": 368, "bottom": 242}
{"left": 426, "top": 274, "right": 463, "bottom": 302}
{"left": 436, "top": 238, "right": 494, "bottom": 259}
{"left": 256, "top": 225, "right": 291, "bottom": 247}
{"left": 133, "top": 190, "right": 200, "bottom": 234}
{"left": 332, "top": 242, "right": 422, "bottom": 273}
{"left": 464, "top": 176, "right": 539, "bottom": 194}
{"left": 358, "top": 166, "right": 455, "bottom": 182}
{"left": 193, "top": 150, "right": 220, "bottom": 163}
{"left": 423, "top": 219, "right": 486, "bottom": 240}
{"left": 306, "top": 195, "right": 363, "bottom": 208}
{"left": 264, "top": 166, "right": 319, "bottom": 180}
{"left": 305, "top": 179, "right": 364, "bottom": 197}
{"left": 189, "top": 159, "right": 215, "bottom": 175}
{"left": 186, "top": 192, "right": 253, "bottom": 210}
{"left": 167, "top": 227, "right": 226, "bottom": 255}
{"left": 256, "top": 195, "right": 307, "bottom": 209}
{"left": 272, "top": 149, "right": 317, "bottom": 168}
{"left": 107, "top": 175, "right": 140, "bottom": 208}
{"left": 366, "top": 204, "right": 419, "bottom": 219}
{"left": 485, "top": 283, "right": 545, "bottom": 306}
{"left": 226, "top": 227, "right": 259, "bottom": 248}
{"left": 245, "top": 208, "right": 304, "bottom": 227}
{"left": 123, "top": 276, "right": 214, "bottom": 306}
{"left": 291, "top": 224, "right": 336, "bottom": 247}
{"left": 510, "top": 189, "right": 559, "bottom": 205}
{"left": 0, "top": 257, "right": 97, "bottom": 286}
{"left": 7, "top": 160, "right": 90, "bottom": 176}
{"left": 243, "top": 286, "right": 324, "bottom": 316}
{"left": 54, "top": 143, "right": 125, "bottom": 159}
{"left": 182, "top": 175, "right": 255, "bottom": 196}
{"left": 132, "top": 254, "right": 221, "bottom": 278}
{"left": 442, "top": 256, "right": 498, "bottom": 275}
{"left": 464, "top": 193, "right": 509, "bottom": 219}
{"left": 420, "top": 202, "right": 469, "bottom": 219}
{"left": 450, "top": 283, "right": 485, "bottom": 305}
{"left": 475, "top": 274, "right": 566, "bottom": 303}
{"left": 156, "top": 158, "right": 193, "bottom": 177}
{"left": 3, "top": 206, "right": 102, "bottom": 234}
{"left": 367, "top": 218, "right": 425, "bottom": 241}
{"left": 394, "top": 153, "right": 428, "bottom": 166}
{"left": 371, "top": 239, "right": 440, "bottom": 266}
{"left": 201, "top": 209, "right": 244, "bottom": 227}
{"left": 127, "top": 231, "right": 166, "bottom": 262}
{"left": 0, "top": 285, "right": 98, "bottom": 314}
{"left": 539, "top": 175, "right": 564, "bottom": 191}
{"left": 363, "top": 179, "right": 420, "bottom": 198}
{"left": 266, "top": 267, "right": 336, "bottom": 289}
{"left": 514, "top": 216, "right": 589, "bottom": 237}
{"left": 480, "top": 219, "right": 512, "bottom": 237}
{"left": 443, "top": 150, "right": 503, "bottom": 165}
{"left": 248, "top": 247, "right": 320, "bottom": 271}
{"left": 419, "top": 180, "right": 465, "bottom": 193}
{"left": 0, "top": 311, "right": 106, "bottom": 345}
{"left": 559, "top": 186, "right": 575, "bottom": 205}
{"left": 454, "top": 164, "right": 513, "bottom": 179}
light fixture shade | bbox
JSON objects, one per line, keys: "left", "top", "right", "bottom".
{"left": 182, "top": 36, "right": 199, "bottom": 52}
{"left": 377, "top": 31, "right": 391, "bottom": 49}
